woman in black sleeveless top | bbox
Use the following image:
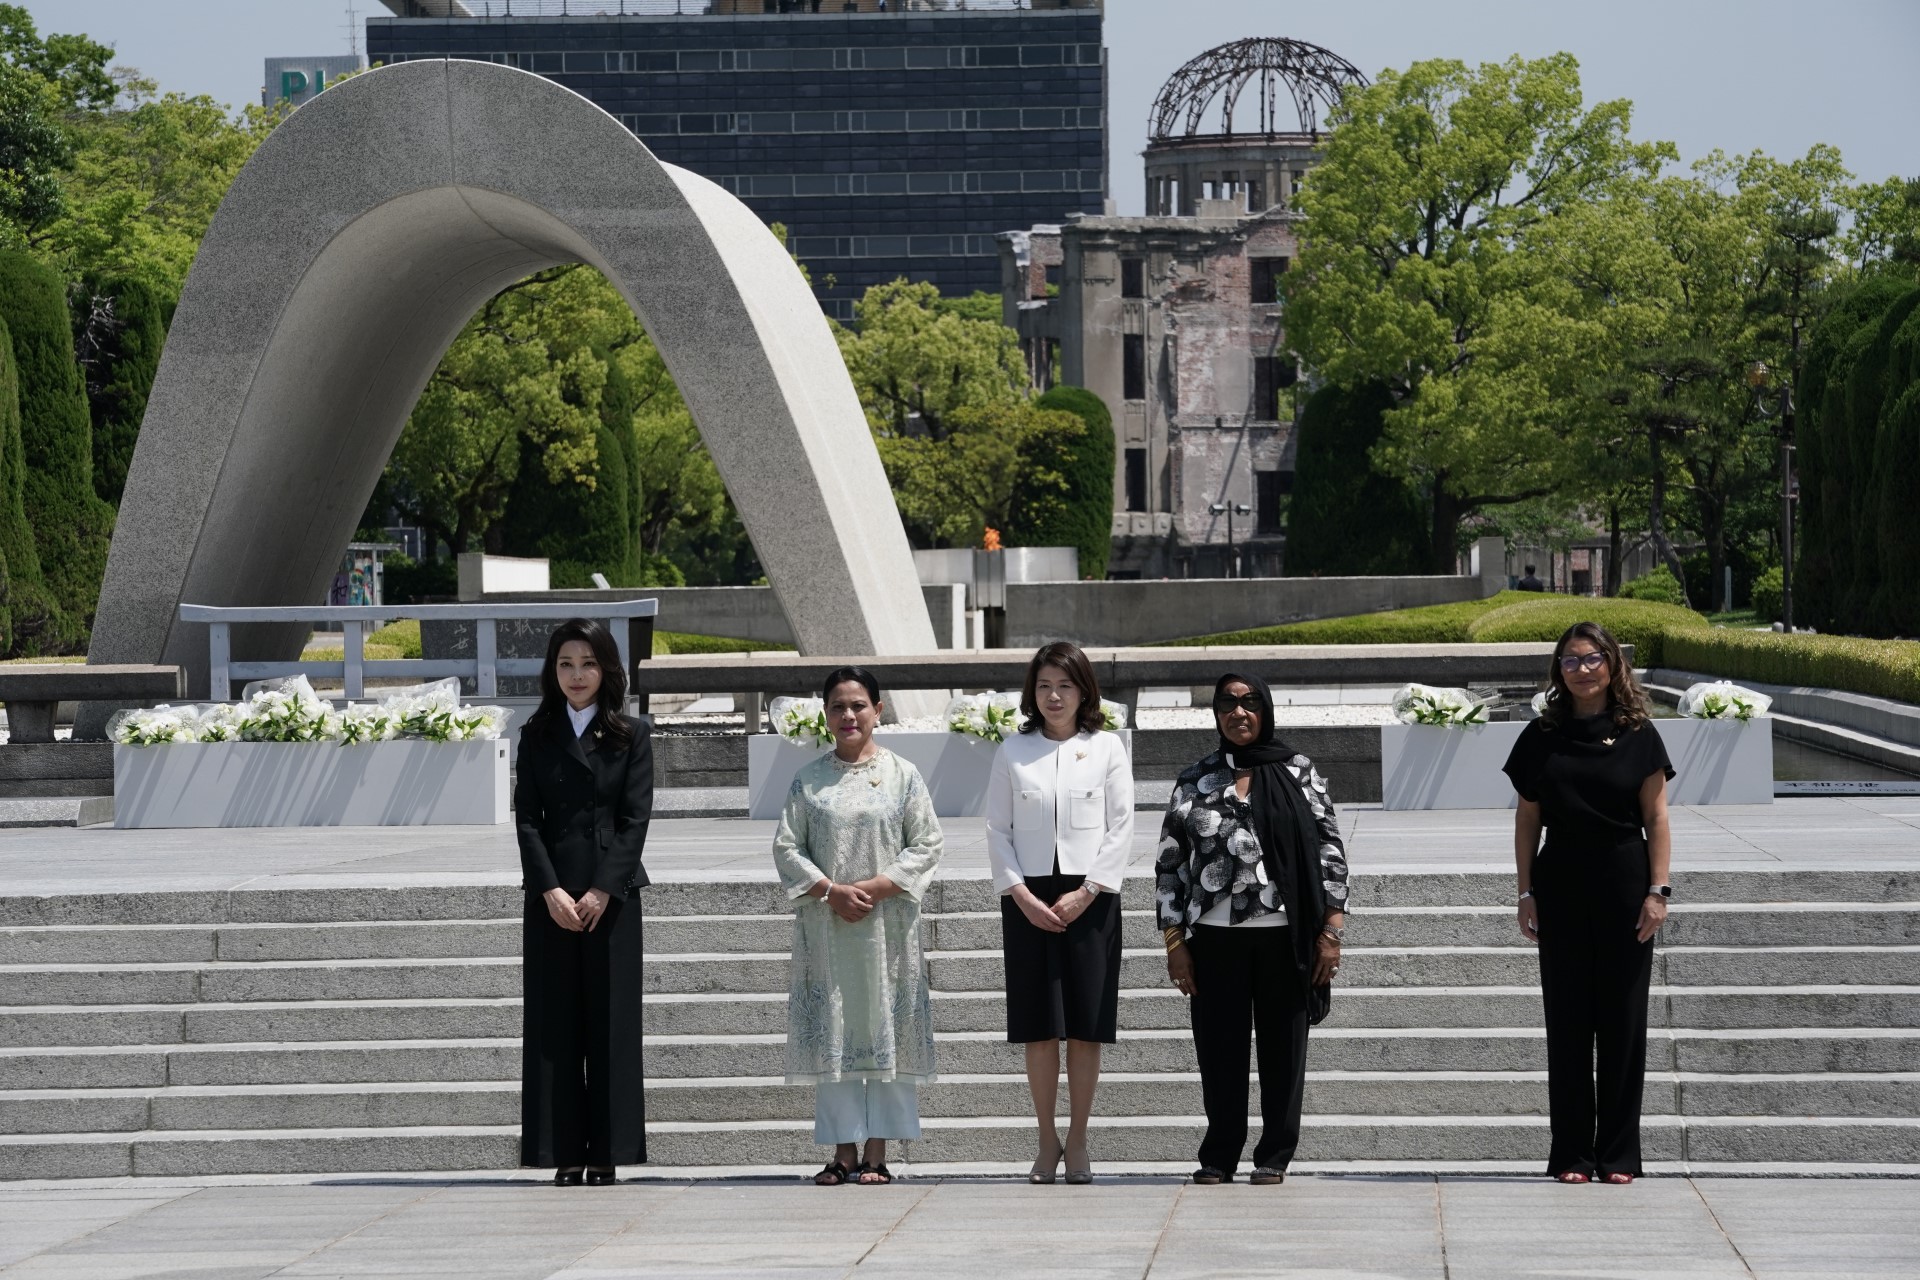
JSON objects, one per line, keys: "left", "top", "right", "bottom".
{"left": 1502, "top": 621, "right": 1673, "bottom": 1185}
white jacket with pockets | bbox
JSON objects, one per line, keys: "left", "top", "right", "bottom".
{"left": 985, "top": 728, "right": 1133, "bottom": 895}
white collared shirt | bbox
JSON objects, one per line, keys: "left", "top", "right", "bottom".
{"left": 566, "top": 703, "right": 596, "bottom": 738}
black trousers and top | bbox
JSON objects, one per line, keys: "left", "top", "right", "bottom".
{"left": 1504, "top": 711, "right": 1674, "bottom": 1179}
{"left": 1154, "top": 741, "right": 1350, "bottom": 1178}
{"left": 515, "top": 710, "right": 654, "bottom": 1169}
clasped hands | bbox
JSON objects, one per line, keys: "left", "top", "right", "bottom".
{"left": 1012, "top": 882, "right": 1095, "bottom": 934}
{"left": 819, "top": 877, "right": 895, "bottom": 923}
{"left": 543, "top": 886, "right": 610, "bottom": 932}
{"left": 1516, "top": 893, "right": 1667, "bottom": 944}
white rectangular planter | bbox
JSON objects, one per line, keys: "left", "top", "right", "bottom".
{"left": 748, "top": 730, "right": 1133, "bottom": 820}
{"left": 1380, "top": 718, "right": 1773, "bottom": 811}
{"left": 113, "top": 740, "right": 511, "bottom": 828}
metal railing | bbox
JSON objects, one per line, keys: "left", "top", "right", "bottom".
{"left": 180, "top": 602, "right": 658, "bottom": 701}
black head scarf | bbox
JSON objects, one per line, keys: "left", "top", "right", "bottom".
{"left": 1214, "top": 671, "right": 1332, "bottom": 1023}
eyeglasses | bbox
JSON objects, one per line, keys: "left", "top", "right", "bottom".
{"left": 1557, "top": 652, "right": 1608, "bottom": 674}
{"left": 1212, "top": 693, "right": 1265, "bottom": 715}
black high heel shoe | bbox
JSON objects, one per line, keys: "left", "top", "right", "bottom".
{"left": 586, "top": 1167, "right": 617, "bottom": 1186}
{"left": 554, "top": 1167, "right": 584, "bottom": 1186}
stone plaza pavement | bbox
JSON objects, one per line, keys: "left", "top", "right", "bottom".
{"left": 0, "top": 1174, "right": 1916, "bottom": 1278}
{"left": 5, "top": 794, "right": 1919, "bottom": 894}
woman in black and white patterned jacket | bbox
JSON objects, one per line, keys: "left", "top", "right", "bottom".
{"left": 1154, "top": 671, "right": 1350, "bottom": 1186}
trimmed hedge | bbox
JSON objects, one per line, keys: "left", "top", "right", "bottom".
{"left": 0, "top": 314, "right": 61, "bottom": 657}
{"left": 0, "top": 252, "right": 113, "bottom": 648}
{"left": 1465, "top": 598, "right": 1707, "bottom": 668}
{"left": 79, "top": 275, "right": 168, "bottom": 507}
{"left": 1009, "top": 386, "right": 1114, "bottom": 580}
{"left": 1617, "top": 566, "right": 1687, "bottom": 607}
{"left": 368, "top": 619, "right": 423, "bottom": 659}
{"left": 1164, "top": 591, "right": 1533, "bottom": 646}
{"left": 1664, "top": 629, "right": 1920, "bottom": 706}
{"left": 654, "top": 630, "right": 790, "bottom": 656}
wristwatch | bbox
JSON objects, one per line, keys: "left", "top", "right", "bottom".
{"left": 1081, "top": 881, "right": 1102, "bottom": 896}
{"left": 1321, "top": 925, "right": 1345, "bottom": 942}
{"left": 1647, "top": 884, "right": 1672, "bottom": 899}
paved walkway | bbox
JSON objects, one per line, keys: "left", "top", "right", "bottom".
{"left": 0, "top": 797, "right": 1916, "bottom": 897}
{"left": 0, "top": 1176, "right": 1914, "bottom": 1278}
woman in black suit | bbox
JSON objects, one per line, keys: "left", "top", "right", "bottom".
{"left": 515, "top": 617, "right": 654, "bottom": 1186}
{"left": 1504, "top": 621, "right": 1673, "bottom": 1185}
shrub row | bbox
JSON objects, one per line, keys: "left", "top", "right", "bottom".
{"left": 654, "top": 630, "right": 789, "bottom": 656}
{"left": 1663, "top": 629, "right": 1920, "bottom": 706}
{"left": 1463, "top": 598, "right": 1708, "bottom": 669}
{"left": 1167, "top": 591, "right": 1531, "bottom": 646}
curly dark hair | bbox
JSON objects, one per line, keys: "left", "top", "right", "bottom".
{"left": 1537, "top": 620, "right": 1652, "bottom": 732}
{"left": 1018, "top": 641, "right": 1106, "bottom": 736}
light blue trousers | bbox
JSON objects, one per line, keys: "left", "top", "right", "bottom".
{"left": 813, "top": 1079, "right": 921, "bottom": 1145}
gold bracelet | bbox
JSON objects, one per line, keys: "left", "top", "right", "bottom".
{"left": 1162, "top": 926, "right": 1186, "bottom": 954}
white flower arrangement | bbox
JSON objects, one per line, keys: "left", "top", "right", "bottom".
{"left": 109, "top": 674, "right": 512, "bottom": 746}
{"left": 109, "top": 705, "right": 200, "bottom": 745}
{"left": 769, "top": 696, "right": 830, "bottom": 749}
{"left": 1392, "top": 683, "right": 1493, "bottom": 727}
{"left": 1531, "top": 690, "right": 1552, "bottom": 717}
{"left": 946, "top": 691, "right": 1023, "bottom": 744}
{"left": 1099, "top": 699, "right": 1128, "bottom": 731}
{"left": 1678, "top": 680, "right": 1772, "bottom": 722}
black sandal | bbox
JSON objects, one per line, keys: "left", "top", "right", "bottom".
{"left": 854, "top": 1162, "right": 893, "bottom": 1185}
{"left": 1191, "top": 1166, "right": 1229, "bottom": 1185}
{"left": 814, "top": 1160, "right": 852, "bottom": 1186}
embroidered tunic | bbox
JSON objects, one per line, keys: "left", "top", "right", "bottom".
{"left": 1153, "top": 750, "right": 1350, "bottom": 933}
{"left": 771, "top": 748, "right": 944, "bottom": 1084}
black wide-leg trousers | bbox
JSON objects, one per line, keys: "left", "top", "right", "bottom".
{"left": 1187, "top": 924, "right": 1310, "bottom": 1177}
{"left": 521, "top": 893, "right": 647, "bottom": 1168}
{"left": 1532, "top": 836, "right": 1655, "bottom": 1178}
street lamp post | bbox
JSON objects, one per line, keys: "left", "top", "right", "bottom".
{"left": 1747, "top": 361, "right": 1797, "bottom": 630}
{"left": 1208, "top": 501, "right": 1253, "bottom": 578}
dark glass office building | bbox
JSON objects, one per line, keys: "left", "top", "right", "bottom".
{"left": 368, "top": 2, "right": 1107, "bottom": 319}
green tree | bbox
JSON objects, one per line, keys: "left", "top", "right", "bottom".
{"left": 0, "top": 5, "right": 114, "bottom": 246}
{"left": 1869, "top": 304, "right": 1920, "bottom": 633}
{"left": 836, "top": 278, "right": 1028, "bottom": 442}
{"left": 1283, "top": 52, "right": 1670, "bottom": 570}
{"left": 1006, "top": 385, "right": 1113, "bottom": 578}
{"left": 0, "top": 320, "right": 55, "bottom": 657}
{"left": 1284, "top": 381, "right": 1427, "bottom": 576}
{"left": 0, "top": 249, "right": 109, "bottom": 646}
{"left": 72, "top": 273, "right": 167, "bottom": 505}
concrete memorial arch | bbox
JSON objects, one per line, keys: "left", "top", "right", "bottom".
{"left": 85, "top": 58, "right": 936, "bottom": 707}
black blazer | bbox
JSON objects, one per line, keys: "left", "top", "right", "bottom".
{"left": 515, "top": 710, "right": 654, "bottom": 899}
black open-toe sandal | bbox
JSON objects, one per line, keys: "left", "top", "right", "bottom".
{"left": 814, "top": 1160, "right": 852, "bottom": 1186}
{"left": 854, "top": 1162, "right": 893, "bottom": 1185}
{"left": 1190, "top": 1166, "right": 1228, "bottom": 1185}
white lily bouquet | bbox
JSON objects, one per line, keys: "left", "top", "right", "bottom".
{"left": 1099, "top": 699, "right": 1128, "bottom": 731}
{"left": 108, "top": 675, "right": 512, "bottom": 746}
{"left": 1392, "top": 683, "right": 1493, "bottom": 727}
{"left": 1678, "top": 680, "right": 1772, "bottom": 722}
{"left": 769, "top": 696, "right": 830, "bottom": 749}
{"left": 947, "top": 691, "right": 1023, "bottom": 744}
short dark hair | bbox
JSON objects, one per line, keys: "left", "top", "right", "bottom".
{"left": 1018, "top": 641, "right": 1105, "bottom": 735}
{"left": 534, "top": 618, "right": 632, "bottom": 745}
{"left": 1524, "top": 564, "right": 1537, "bottom": 574}
{"left": 820, "top": 666, "right": 883, "bottom": 706}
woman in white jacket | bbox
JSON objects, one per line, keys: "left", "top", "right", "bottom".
{"left": 986, "top": 641, "right": 1133, "bottom": 1184}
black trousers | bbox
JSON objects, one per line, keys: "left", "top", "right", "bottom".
{"left": 1533, "top": 836, "right": 1655, "bottom": 1178}
{"left": 521, "top": 893, "right": 647, "bottom": 1168}
{"left": 1187, "top": 924, "right": 1310, "bottom": 1176}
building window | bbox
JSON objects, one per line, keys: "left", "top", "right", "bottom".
{"left": 1253, "top": 356, "right": 1297, "bottom": 421}
{"left": 1255, "top": 470, "right": 1288, "bottom": 534}
{"left": 1251, "top": 257, "right": 1289, "bottom": 304}
{"left": 1121, "top": 258, "right": 1145, "bottom": 299}
{"left": 1124, "top": 448, "right": 1148, "bottom": 512}
{"left": 1123, "top": 333, "right": 1146, "bottom": 402}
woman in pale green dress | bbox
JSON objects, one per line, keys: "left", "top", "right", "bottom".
{"left": 772, "top": 666, "right": 943, "bottom": 1186}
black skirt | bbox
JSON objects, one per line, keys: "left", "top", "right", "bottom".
{"left": 1000, "top": 871, "right": 1122, "bottom": 1043}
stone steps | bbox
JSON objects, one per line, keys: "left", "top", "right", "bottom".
{"left": 5, "top": 985, "right": 1917, "bottom": 1048}
{"left": 0, "top": 874, "right": 1914, "bottom": 1179}
{"left": 4, "top": 1113, "right": 1918, "bottom": 1180}
{"left": 6, "top": 1071, "right": 1918, "bottom": 1136}
{"left": 9, "top": 902, "right": 1913, "bottom": 962}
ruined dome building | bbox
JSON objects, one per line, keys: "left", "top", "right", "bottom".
{"left": 999, "top": 38, "right": 1367, "bottom": 579}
